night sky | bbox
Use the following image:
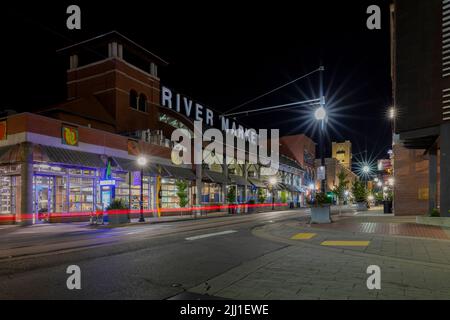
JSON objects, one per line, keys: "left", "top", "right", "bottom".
{"left": 2, "top": 0, "right": 392, "bottom": 164}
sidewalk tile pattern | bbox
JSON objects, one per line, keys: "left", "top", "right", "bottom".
{"left": 314, "top": 222, "right": 450, "bottom": 240}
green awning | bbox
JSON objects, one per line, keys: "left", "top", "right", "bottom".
{"left": 203, "top": 170, "right": 229, "bottom": 184}
{"left": 282, "top": 183, "right": 299, "bottom": 193}
{"left": 248, "top": 178, "right": 266, "bottom": 188}
{"left": 114, "top": 157, "right": 169, "bottom": 176}
{"left": 162, "top": 165, "right": 196, "bottom": 180}
{"left": 229, "top": 174, "right": 249, "bottom": 186}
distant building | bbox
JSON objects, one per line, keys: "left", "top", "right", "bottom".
{"left": 314, "top": 158, "right": 358, "bottom": 194}
{"left": 332, "top": 141, "right": 352, "bottom": 170}
{"left": 390, "top": 0, "right": 450, "bottom": 216}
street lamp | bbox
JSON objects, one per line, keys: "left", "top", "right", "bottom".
{"left": 363, "top": 165, "right": 370, "bottom": 174}
{"left": 137, "top": 155, "right": 147, "bottom": 222}
{"left": 269, "top": 177, "right": 277, "bottom": 210}
{"left": 314, "top": 106, "right": 327, "bottom": 121}
{"left": 315, "top": 105, "right": 327, "bottom": 193}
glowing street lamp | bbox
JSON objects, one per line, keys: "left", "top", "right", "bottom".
{"left": 388, "top": 107, "right": 396, "bottom": 120}
{"left": 388, "top": 177, "right": 395, "bottom": 186}
{"left": 363, "top": 165, "right": 370, "bottom": 174}
{"left": 314, "top": 106, "right": 327, "bottom": 121}
{"left": 137, "top": 156, "right": 148, "bottom": 222}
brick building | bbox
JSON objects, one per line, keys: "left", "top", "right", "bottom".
{"left": 0, "top": 31, "right": 315, "bottom": 224}
{"left": 391, "top": 0, "right": 450, "bottom": 216}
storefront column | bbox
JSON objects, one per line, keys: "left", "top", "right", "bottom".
{"left": 428, "top": 148, "right": 438, "bottom": 212}
{"left": 243, "top": 164, "right": 248, "bottom": 207}
{"left": 195, "top": 164, "right": 202, "bottom": 206}
{"left": 222, "top": 162, "right": 228, "bottom": 206}
{"left": 19, "top": 142, "right": 34, "bottom": 225}
{"left": 441, "top": 122, "right": 450, "bottom": 217}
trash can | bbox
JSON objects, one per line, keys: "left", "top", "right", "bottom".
{"left": 383, "top": 200, "right": 392, "bottom": 214}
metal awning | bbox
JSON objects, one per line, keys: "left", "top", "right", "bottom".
{"left": 399, "top": 126, "right": 440, "bottom": 150}
{"left": 162, "top": 165, "right": 196, "bottom": 180}
{"left": 203, "top": 170, "right": 229, "bottom": 184}
{"left": 248, "top": 178, "right": 266, "bottom": 188}
{"left": 113, "top": 157, "right": 171, "bottom": 176}
{"left": 282, "top": 184, "right": 300, "bottom": 193}
{"left": 229, "top": 174, "right": 249, "bottom": 186}
{"left": 41, "top": 145, "right": 105, "bottom": 168}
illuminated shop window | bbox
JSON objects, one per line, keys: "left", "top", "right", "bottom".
{"left": 68, "top": 177, "right": 94, "bottom": 212}
{"left": 202, "top": 183, "right": 222, "bottom": 203}
{"left": 0, "top": 175, "right": 20, "bottom": 214}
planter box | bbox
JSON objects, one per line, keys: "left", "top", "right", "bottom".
{"left": 108, "top": 212, "right": 130, "bottom": 225}
{"left": 416, "top": 216, "right": 450, "bottom": 227}
{"left": 310, "top": 206, "right": 331, "bottom": 224}
{"left": 356, "top": 202, "right": 368, "bottom": 211}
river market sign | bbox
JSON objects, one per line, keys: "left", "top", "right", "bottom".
{"left": 161, "top": 85, "right": 258, "bottom": 145}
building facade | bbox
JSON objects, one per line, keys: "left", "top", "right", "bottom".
{"left": 391, "top": 0, "right": 450, "bottom": 216}
{"left": 332, "top": 141, "right": 352, "bottom": 170}
{"left": 0, "top": 32, "right": 314, "bottom": 224}
{"left": 314, "top": 158, "right": 358, "bottom": 195}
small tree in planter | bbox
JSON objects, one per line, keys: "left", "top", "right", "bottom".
{"left": 107, "top": 198, "right": 130, "bottom": 224}
{"left": 280, "top": 190, "right": 288, "bottom": 204}
{"left": 227, "top": 186, "right": 237, "bottom": 214}
{"left": 352, "top": 180, "right": 368, "bottom": 211}
{"left": 332, "top": 170, "right": 349, "bottom": 205}
{"left": 175, "top": 179, "right": 189, "bottom": 215}
{"left": 309, "top": 192, "right": 332, "bottom": 224}
{"left": 257, "top": 188, "right": 267, "bottom": 212}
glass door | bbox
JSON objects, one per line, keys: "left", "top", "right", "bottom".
{"left": 34, "top": 175, "right": 54, "bottom": 223}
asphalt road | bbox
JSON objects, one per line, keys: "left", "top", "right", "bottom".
{"left": 0, "top": 209, "right": 308, "bottom": 299}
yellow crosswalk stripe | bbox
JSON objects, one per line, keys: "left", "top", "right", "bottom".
{"left": 290, "top": 233, "right": 317, "bottom": 240}
{"left": 321, "top": 240, "right": 370, "bottom": 247}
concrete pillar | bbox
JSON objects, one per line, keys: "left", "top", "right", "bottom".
{"left": 429, "top": 149, "right": 438, "bottom": 212}
{"left": 19, "top": 142, "right": 34, "bottom": 225}
{"left": 441, "top": 122, "right": 450, "bottom": 217}
{"left": 222, "top": 161, "right": 228, "bottom": 205}
{"left": 243, "top": 164, "right": 248, "bottom": 203}
{"left": 195, "top": 164, "right": 202, "bottom": 206}
{"left": 69, "top": 54, "right": 78, "bottom": 69}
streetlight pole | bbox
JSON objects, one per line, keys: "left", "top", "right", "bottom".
{"left": 269, "top": 177, "right": 277, "bottom": 210}
{"left": 137, "top": 156, "right": 147, "bottom": 222}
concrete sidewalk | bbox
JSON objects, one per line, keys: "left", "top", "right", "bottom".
{"left": 186, "top": 215, "right": 450, "bottom": 300}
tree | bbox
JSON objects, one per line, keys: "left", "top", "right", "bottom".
{"left": 227, "top": 186, "right": 237, "bottom": 203}
{"left": 332, "top": 170, "right": 349, "bottom": 205}
{"left": 257, "top": 188, "right": 266, "bottom": 204}
{"left": 175, "top": 180, "right": 189, "bottom": 208}
{"left": 280, "top": 190, "right": 288, "bottom": 203}
{"left": 352, "top": 180, "right": 368, "bottom": 203}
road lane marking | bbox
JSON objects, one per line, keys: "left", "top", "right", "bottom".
{"left": 185, "top": 230, "right": 237, "bottom": 241}
{"left": 321, "top": 240, "right": 370, "bottom": 247}
{"left": 290, "top": 233, "right": 316, "bottom": 240}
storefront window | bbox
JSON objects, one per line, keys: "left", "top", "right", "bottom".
{"left": 130, "top": 176, "right": 154, "bottom": 210}
{"left": 0, "top": 175, "right": 20, "bottom": 214}
{"left": 69, "top": 177, "right": 94, "bottom": 212}
{"left": 115, "top": 180, "right": 130, "bottom": 207}
{"left": 55, "top": 176, "right": 67, "bottom": 213}
{"left": 202, "top": 183, "right": 222, "bottom": 203}
{"left": 161, "top": 178, "right": 183, "bottom": 208}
